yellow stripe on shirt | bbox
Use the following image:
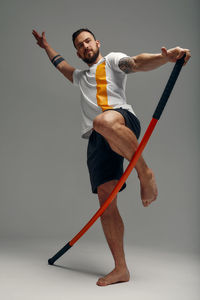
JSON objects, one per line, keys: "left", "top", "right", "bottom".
{"left": 96, "top": 61, "right": 113, "bottom": 111}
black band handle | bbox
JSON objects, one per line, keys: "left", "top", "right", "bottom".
{"left": 48, "top": 242, "right": 72, "bottom": 265}
{"left": 153, "top": 54, "right": 186, "bottom": 120}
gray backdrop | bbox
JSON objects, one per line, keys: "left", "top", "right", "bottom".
{"left": 0, "top": 0, "right": 199, "bottom": 254}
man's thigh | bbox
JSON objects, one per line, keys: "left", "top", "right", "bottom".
{"left": 87, "top": 130, "right": 126, "bottom": 194}
{"left": 93, "top": 108, "right": 141, "bottom": 141}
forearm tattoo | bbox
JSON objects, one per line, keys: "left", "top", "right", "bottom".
{"left": 118, "top": 57, "right": 135, "bottom": 74}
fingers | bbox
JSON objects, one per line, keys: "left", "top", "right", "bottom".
{"left": 42, "top": 31, "right": 47, "bottom": 43}
{"left": 183, "top": 49, "right": 191, "bottom": 65}
{"left": 166, "top": 46, "right": 191, "bottom": 65}
{"left": 161, "top": 46, "right": 168, "bottom": 57}
{"left": 32, "top": 30, "right": 41, "bottom": 43}
{"left": 176, "top": 49, "right": 186, "bottom": 59}
{"left": 32, "top": 29, "right": 45, "bottom": 40}
{"left": 176, "top": 48, "right": 191, "bottom": 65}
{"left": 32, "top": 29, "right": 40, "bottom": 38}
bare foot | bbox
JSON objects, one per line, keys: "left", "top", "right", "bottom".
{"left": 139, "top": 169, "right": 158, "bottom": 207}
{"left": 96, "top": 267, "right": 130, "bottom": 286}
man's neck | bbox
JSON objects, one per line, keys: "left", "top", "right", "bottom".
{"left": 88, "top": 54, "right": 103, "bottom": 67}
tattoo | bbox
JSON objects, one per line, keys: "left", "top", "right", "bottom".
{"left": 118, "top": 57, "right": 135, "bottom": 74}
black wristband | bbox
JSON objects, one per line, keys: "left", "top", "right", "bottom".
{"left": 51, "top": 54, "right": 61, "bottom": 63}
{"left": 53, "top": 57, "right": 65, "bottom": 67}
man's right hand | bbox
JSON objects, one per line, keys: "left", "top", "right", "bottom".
{"left": 32, "top": 29, "right": 75, "bottom": 83}
{"left": 32, "top": 30, "right": 49, "bottom": 49}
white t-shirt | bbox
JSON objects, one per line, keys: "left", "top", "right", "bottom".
{"left": 73, "top": 52, "right": 136, "bottom": 139}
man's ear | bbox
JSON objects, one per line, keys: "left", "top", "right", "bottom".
{"left": 96, "top": 40, "right": 101, "bottom": 48}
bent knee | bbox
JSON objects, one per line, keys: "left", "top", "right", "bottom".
{"left": 93, "top": 111, "right": 125, "bottom": 133}
{"left": 93, "top": 114, "right": 111, "bottom": 133}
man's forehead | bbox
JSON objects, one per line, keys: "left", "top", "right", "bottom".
{"left": 75, "top": 31, "right": 95, "bottom": 45}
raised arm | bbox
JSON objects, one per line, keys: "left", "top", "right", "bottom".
{"left": 119, "top": 46, "right": 191, "bottom": 74}
{"left": 32, "top": 30, "right": 75, "bottom": 83}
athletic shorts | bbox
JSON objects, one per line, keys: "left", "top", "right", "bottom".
{"left": 87, "top": 108, "right": 141, "bottom": 194}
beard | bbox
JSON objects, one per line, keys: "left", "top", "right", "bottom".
{"left": 82, "top": 47, "right": 100, "bottom": 64}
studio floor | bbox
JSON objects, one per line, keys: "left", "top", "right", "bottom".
{"left": 0, "top": 237, "right": 199, "bottom": 300}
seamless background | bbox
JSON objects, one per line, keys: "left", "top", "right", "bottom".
{"left": 0, "top": 0, "right": 199, "bottom": 254}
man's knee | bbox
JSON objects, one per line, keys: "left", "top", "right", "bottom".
{"left": 93, "top": 113, "right": 111, "bottom": 133}
{"left": 97, "top": 181, "right": 118, "bottom": 217}
{"left": 93, "top": 111, "right": 124, "bottom": 134}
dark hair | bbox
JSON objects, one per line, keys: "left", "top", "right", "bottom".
{"left": 72, "top": 28, "right": 96, "bottom": 48}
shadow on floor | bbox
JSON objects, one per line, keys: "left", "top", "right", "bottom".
{"left": 49, "top": 263, "right": 105, "bottom": 278}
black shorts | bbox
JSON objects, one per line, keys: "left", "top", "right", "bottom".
{"left": 87, "top": 108, "right": 141, "bottom": 194}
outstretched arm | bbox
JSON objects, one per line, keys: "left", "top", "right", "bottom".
{"left": 32, "top": 30, "right": 75, "bottom": 83}
{"left": 119, "top": 46, "right": 191, "bottom": 73}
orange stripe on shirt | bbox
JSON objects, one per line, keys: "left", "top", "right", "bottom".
{"left": 95, "top": 61, "right": 113, "bottom": 111}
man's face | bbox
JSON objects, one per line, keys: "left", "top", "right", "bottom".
{"left": 74, "top": 31, "right": 100, "bottom": 65}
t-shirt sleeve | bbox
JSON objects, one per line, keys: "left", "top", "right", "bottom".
{"left": 106, "top": 52, "right": 130, "bottom": 73}
{"left": 72, "top": 69, "right": 82, "bottom": 86}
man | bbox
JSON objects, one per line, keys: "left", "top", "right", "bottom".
{"left": 32, "top": 28, "right": 191, "bottom": 286}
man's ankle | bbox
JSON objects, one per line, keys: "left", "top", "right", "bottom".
{"left": 137, "top": 167, "right": 153, "bottom": 182}
{"left": 115, "top": 262, "right": 128, "bottom": 270}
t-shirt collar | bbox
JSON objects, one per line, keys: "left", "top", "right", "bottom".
{"left": 89, "top": 57, "right": 105, "bottom": 69}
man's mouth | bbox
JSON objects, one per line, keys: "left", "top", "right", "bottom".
{"left": 85, "top": 50, "right": 92, "bottom": 55}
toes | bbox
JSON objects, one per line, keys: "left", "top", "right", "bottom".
{"left": 96, "top": 278, "right": 107, "bottom": 286}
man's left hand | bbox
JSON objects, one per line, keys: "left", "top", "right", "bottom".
{"left": 161, "top": 46, "right": 191, "bottom": 65}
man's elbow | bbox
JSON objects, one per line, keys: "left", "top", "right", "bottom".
{"left": 131, "top": 56, "right": 143, "bottom": 72}
{"left": 60, "top": 65, "right": 75, "bottom": 83}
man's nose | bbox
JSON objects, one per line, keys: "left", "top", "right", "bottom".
{"left": 83, "top": 42, "right": 89, "bottom": 49}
